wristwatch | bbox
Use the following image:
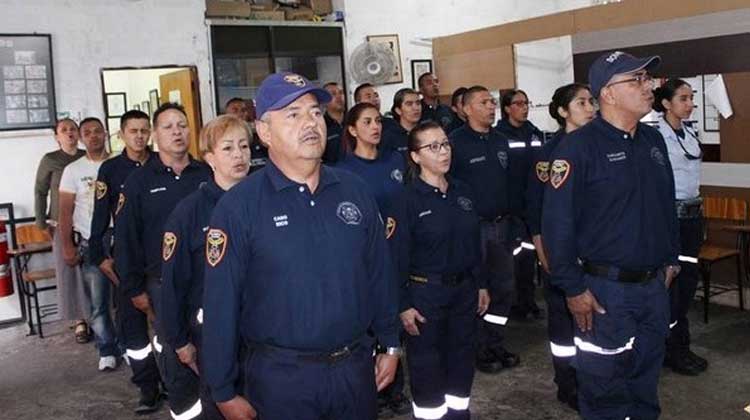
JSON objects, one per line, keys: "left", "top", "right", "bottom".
{"left": 385, "top": 347, "right": 404, "bottom": 357}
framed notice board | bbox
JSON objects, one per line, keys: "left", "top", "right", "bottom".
{"left": 0, "top": 34, "right": 56, "bottom": 131}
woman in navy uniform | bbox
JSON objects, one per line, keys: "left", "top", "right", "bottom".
{"left": 496, "top": 89, "right": 545, "bottom": 320}
{"left": 400, "top": 121, "right": 490, "bottom": 420}
{"left": 381, "top": 88, "right": 422, "bottom": 157}
{"left": 334, "top": 102, "right": 411, "bottom": 417}
{"left": 525, "top": 83, "right": 596, "bottom": 411}
{"left": 160, "top": 115, "right": 251, "bottom": 419}
{"left": 653, "top": 79, "right": 708, "bottom": 376}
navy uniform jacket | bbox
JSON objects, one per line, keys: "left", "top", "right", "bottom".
{"left": 448, "top": 124, "right": 510, "bottom": 220}
{"left": 115, "top": 154, "right": 212, "bottom": 299}
{"left": 542, "top": 117, "right": 680, "bottom": 297}
{"left": 335, "top": 149, "right": 408, "bottom": 280}
{"left": 525, "top": 130, "right": 564, "bottom": 237}
{"left": 323, "top": 113, "right": 343, "bottom": 164}
{"left": 161, "top": 179, "right": 224, "bottom": 350}
{"left": 250, "top": 138, "right": 269, "bottom": 173}
{"left": 420, "top": 100, "right": 454, "bottom": 130}
{"left": 380, "top": 120, "right": 409, "bottom": 157}
{"left": 400, "top": 177, "right": 487, "bottom": 310}
{"left": 202, "top": 161, "right": 399, "bottom": 402}
{"left": 444, "top": 113, "right": 465, "bottom": 136}
{"left": 89, "top": 150, "right": 151, "bottom": 266}
{"left": 496, "top": 119, "right": 544, "bottom": 217}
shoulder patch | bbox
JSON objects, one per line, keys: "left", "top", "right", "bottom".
{"left": 385, "top": 217, "right": 396, "bottom": 240}
{"left": 549, "top": 160, "right": 571, "bottom": 189}
{"left": 535, "top": 161, "right": 550, "bottom": 183}
{"left": 162, "top": 232, "right": 177, "bottom": 261}
{"left": 95, "top": 181, "right": 108, "bottom": 200}
{"left": 115, "top": 193, "right": 126, "bottom": 215}
{"left": 205, "top": 229, "right": 228, "bottom": 267}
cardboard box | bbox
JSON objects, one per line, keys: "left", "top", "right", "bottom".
{"left": 205, "top": 0, "right": 251, "bottom": 18}
{"left": 249, "top": 10, "right": 285, "bottom": 20}
{"left": 284, "top": 6, "right": 315, "bottom": 21}
{"left": 301, "top": 0, "right": 332, "bottom": 15}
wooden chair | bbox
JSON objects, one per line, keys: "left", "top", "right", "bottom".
{"left": 698, "top": 197, "right": 747, "bottom": 323}
{"left": 10, "top": 224, "right": 56, "bottom": 337}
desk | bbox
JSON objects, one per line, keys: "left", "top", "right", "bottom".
{"left": 8, "top": 242, "right": 54, "bottom": 337}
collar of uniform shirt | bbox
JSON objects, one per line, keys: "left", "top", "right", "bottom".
{"left": 200, "top": 178, "right": 225, "bottom": 200}
{"left": 463, "top": 123, "right": 492, "bottom": 140}
{"left": 591, "top": 116, "right": 640, "bottom": 141}
{"left": 148, "top": 153, "right": 203, "bottom": 174}
{"left": 414, "top": 176, "right": 455, "bottom": 196}
{"left": 264, "top": 159, "right": 341, "bottom": 192}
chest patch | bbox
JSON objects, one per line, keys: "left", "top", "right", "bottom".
{"left": 95, "top": 181, "right": 108, "bottom": 200}
{"left": 650, "top": 147, "right": 666, "bottom": 166}
{"left": 205, "top": 229, "right": 227, "bottom": 267}
{"left": 535, "top": 161, "right": 550, "bottom": 183}
{"left": 390, "top": 169, "right": 403, "bottom": 183}
{"left": 337, "top": 202, "right": 363, "bottom": 225}
{"left": 457, "top": 196, "right": 473, "bottom": 212}
{"left": 497, "top": 151, "right": 508, "bottom": 169}
{"left": 549, "top": 160, "right": 571, "bottom": 189}
{"left": 162, "top": 232, "right": 177, "bottom": 261}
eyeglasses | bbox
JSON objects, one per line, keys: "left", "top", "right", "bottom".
{"left": 605, "top": 73, "right": 654, "bottom": 89}
{"left": 415, "top": 140, "right": 451, "bottom": 153}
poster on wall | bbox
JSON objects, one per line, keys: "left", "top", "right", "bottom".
{"left": 0, "top": 34, "right": 56, "bottom": 131}
{"left": 367, "top": 34, "right": 403, "bottom": 84}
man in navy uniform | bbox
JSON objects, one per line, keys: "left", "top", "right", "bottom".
{"left": 115, "top": 103, "right": 212, "bottom": 420}
{"left": 418, "top": 72, "right": 454, "bottom": 130}
{"left": 449, "top": 85, "right": 520, "bottom": 374}
{"left": 542, "top": 52, "right": 679, "bottom": 419}
{"left": 88, "top": 110, "right": 159, "bottom": 414}
{"left": 202, "top": 73, "right": 400, "bottom": 420}
{"left": 225, "top": 97, "right": 268, "bottom": 172}
{"left": 322, "top": 81, "right": 345, "bottom": 164}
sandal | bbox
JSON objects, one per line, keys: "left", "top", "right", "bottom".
{"left": 74, "top": 320, "right": 90, "bottom": 344}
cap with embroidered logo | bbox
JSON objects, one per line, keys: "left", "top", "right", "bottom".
{"left": 255, "top": 73, "right": 332, "bottom": 118}
{"left": 588, "top": 51, "right": 661, "bottom": 98}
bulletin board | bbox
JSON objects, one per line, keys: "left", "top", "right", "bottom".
{"left": 0, "top": 34, "right": 56, "bottom": 131}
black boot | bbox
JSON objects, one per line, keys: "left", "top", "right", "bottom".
{"left": 135, "top": 387, "right": 162, "bottom": 415}
{"left": 686, "top": 349, "right": 708, "bottom": 371}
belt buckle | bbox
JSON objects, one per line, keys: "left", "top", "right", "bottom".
{"left": 329, "top": 346, "right": 350, "bottom": 362}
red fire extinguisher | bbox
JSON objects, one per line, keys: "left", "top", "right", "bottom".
{"left": 0, "top": 221, "right": 13, "bottom": 297}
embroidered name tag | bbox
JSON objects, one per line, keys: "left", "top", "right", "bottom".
{"left": 418, "top": 210, "right": 432, "bottom": 218}
{"left": 606, "top": 152, "right": 627, "bottom": 162}
{"left": 273, "top": 214, "right": 289, "bottom": 227}
{"left": 149, "top": 187, "right": 167, "bottom": 194}
{"left": 469, "top": 156, "right": 486, "bottom": 164}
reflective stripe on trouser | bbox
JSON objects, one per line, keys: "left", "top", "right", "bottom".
{"left": 407, "top": 279, "right": 476, "bottom": 420}
{"left": 543, "top": 271, "right": 577, "bottom": 397}
{"left": 477, "top": 220, "right": 514, "bottom": 351}
{"left": 115, "top": 284, "right": 161, "bottom": 393}
{"left": 147, "top": 279, "right": 202, "bottom": 419}
{"left": 573, "top": 273, "right": 669, "bottom": 420}
{"left": 668, "top": 216, "right": 703, "bottom": 357}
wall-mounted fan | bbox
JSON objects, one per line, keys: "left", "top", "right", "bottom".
{"left": 349, "top": 41, "right": 397, "bottom": 86}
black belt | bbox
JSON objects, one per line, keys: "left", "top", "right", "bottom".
{"left": 582, "top": 262, "right": 659, "bottom": 283}
{"left": 409, "top": 271, "right": 467, "bottom": 286}
{"left": 248, "top": 338, "right": 363, "bottom": 364}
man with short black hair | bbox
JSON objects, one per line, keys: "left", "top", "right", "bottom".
{"left": 444, "top": 86, "right": 468, "bottom": 134}
{"left": 322, "top": 81, "right": 345, "bottom": 163}
{"left": 354, "top": 83, "right": 381, "bottom": 111}
{"left": 418, "top": 72, "right": 454, "bottom": 129}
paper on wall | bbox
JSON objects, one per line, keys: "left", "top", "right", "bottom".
{"left": 705, "top": 74, "right": 733, "bottom": 119}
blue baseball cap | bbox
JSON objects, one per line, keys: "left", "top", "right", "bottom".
{"left": 588, "top": 51, "right": 661, "bottom": 98}
{"left": 255, "top": 73, "right": 332, "bottom": 118}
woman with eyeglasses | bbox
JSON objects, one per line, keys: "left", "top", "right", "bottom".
{"left": 653, "top": 79, "right": 708, "bottom": 377}
{"left": 525, "top": 83, "right": 596, "bottom": 412}
{"left": 496, "top": 89, "right": 545, "bottom": 320}
{"left": 334, "top": 102, "right": 412, "bottom": 417}
{"left": 400, "top": 121, "right": 490, "bottom": 420}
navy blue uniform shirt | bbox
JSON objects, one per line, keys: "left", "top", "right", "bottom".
{"left": 496, "top": 119, "right": 544, "bottom": 217}
{"left": 400, "top": 177, "right": 486, "bottom": 310}
{"left": 525, "top": 130, "right": 564, "bottom": 237}
{"left": 381, "top": 119, "right": 409, "bottom": 157}
{"left": 542, "top": 117, "right": 680, "bottom": 297}
{"left": 250, "top": 138, "right": 269, "bottom": 173}
{"left": 115, "top": 154, "right": 211, "bottom": 299}
{"left": 323, "top": 113, "right": 343, "bottom": 164}
{"left": 420, "top": 100, "right": 454, "bottom": 129}
{"left": 89, "top": 150, "right": 151, "bottom": 266}
{"left": 161, "top": 179, "right": 224, "bottom": 350}
{"left": 444, "top": 113, "right": 465, "bottom": 136}
{"left": 202, "top": 161, "right": 399, "bottom": 402}
{"left": 448, "top": 124, "right": 510, "bottom": 220}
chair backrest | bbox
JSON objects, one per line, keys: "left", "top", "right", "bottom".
{"left": 15, "top": 224, "right": 52, "bottom": 247}
{"left": 703, "top": 196, "right": 748, "bottom": 223}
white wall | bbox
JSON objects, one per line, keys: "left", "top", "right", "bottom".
{"left": 0, "top": 0, "right": 212, "bottom": 219}
{"left": 339, "top": 0, "right": 595, "bottom": 111}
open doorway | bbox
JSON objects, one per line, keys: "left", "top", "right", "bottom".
{"left": 100, "top": 66, "right": 202, "bottom": 157}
